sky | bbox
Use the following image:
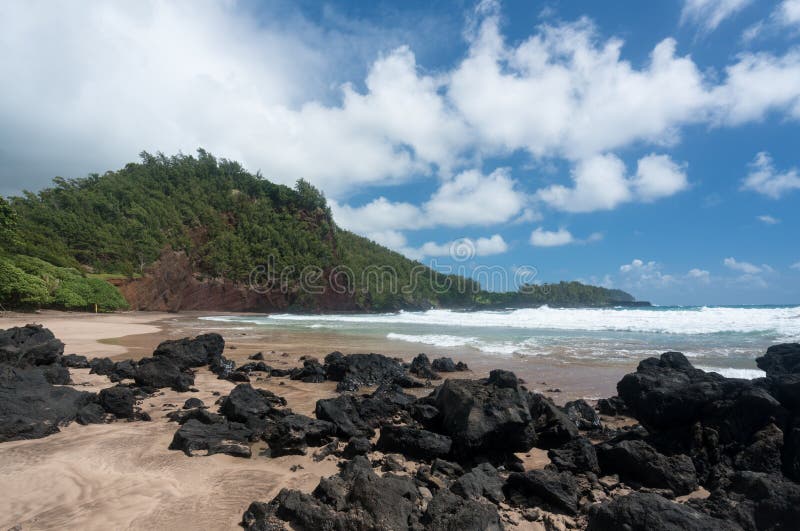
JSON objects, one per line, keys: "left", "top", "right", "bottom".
{"left": 1, "top": 0, "right": 799, "bottom": 305}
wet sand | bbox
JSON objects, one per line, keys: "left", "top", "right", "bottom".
{"left": 0, "top": 311, "right": 636, "bottom": 530}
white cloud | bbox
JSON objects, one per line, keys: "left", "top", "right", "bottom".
{"left": 681, "top": 0, "right": 753, "bottom": 32}
{"left": 530, "top": 228, "right": 575, "bottom": 247}
{"left": 745, "top": 0, "right": 800, "bottom": 40}
{"left": 537, "top": 153, "right": 688, "bottom": 213}
{"left": 529, "top": 227, "right": 603, "bottom": 247}
{"left": 331, "top": 197, "right": 425, "bottom": 233}
{"left": 687, "top": 268, "right": 711, "bottom": 283}
{"left": 425, "top": 168, "right": 526, "bottom": 227}
{"left": 757, "top": 214, "right": 780, "bottom": 224}
{"left": 723, "top": 257, "right": 769, "bottom": 274}
{"left": 779, "top": 0, "right": 800, "bottom": 27}
{"left": 413, "top": 234, "right": 509, "bottom": 259}
{"left": 712, "top": 51, "right": 800, "bottom": 125}
{"left": 537, "top": 154, "right": 631, "bottom": 213}
{"left": 742, "top": 152, "right": 800, "bottom": 199}
{"left": 2, "top": 0, "right": 800, "bottom": 211}
{"left": 791, "top": 261, "right": 800, "bottom": 270}
{"left": 632, "top": 154, "right": 689, "bottom": 201}
{"left": 449, "top": 15, "right": 713, "bottom": 160}
{"left": 332, "top": 168, "right": 526, "bottom": 233}
{"left": 364, "top": 230, "right": 410, "bottom": 250}
{"left": 618, "top": 259, "right": 676, "bottom": 288}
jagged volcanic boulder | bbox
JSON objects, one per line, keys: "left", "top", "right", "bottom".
{"left": 248, "top": 456, "right": 423, "bottom": 530}
{"left": 219, "top": 384, "right": 287, "bottom": 435}
{"left": 342, "top": 437, "right": 372, "bottom": 458}
{"left": 355, "top": 383, "right": 417, "bottom": 425}
{"left": 733, "top": 423, "right": 784, "bottom": 474}
{"left": 564, "top": 399, "right": 602, "bottom": 430}
{"left": 263, "top": 414, "right": 336, "bottom": 456}
{"left": 167, "top": 407, "right": 224, "bottom": 425}
{"left": 376, "top": 425, "right": 452, "bottom": 460}
{"left": 98, "top": 385, "right": 136, "bottom": 418}
{"left": 314, "top": 394, "right": 373, "bottom": 439}
{"left": 153, "top": 333, "right": 225, "bottom": 369}
{"left": 289, "top": 359, "right": 326, "bottom": 383}
{"left": 108, "top": 359, "right": 137, "bottom": 382}
{"left": 588, "top": 492, "right": 741, "bottom": 531}
{"left": 597, "top": 439, "right": 698, "bottom": 495}
{"left": 617, "top": 352, "right": 786, "bottom": 451}
{"left": 89, "top": 357, "right": 115, "bottom": 375}
{"left": 183, "top": 397, "right": 204, "bottom": 409}
{"left": 528, "top": 392, "right": 580, "bottom": 449}
{"left": 41, "top": 363, "right": 71, "bottom": 385}
{"left": 430, "top": 370, "right": 537, "bottom": 458}
{"left": 422, "top": 489, "right": 503, "bottom": 530}
{"left": 451, "top": 463, "right": 505, "bottom": 503}
{"left": 688, "top": 470, "right": 800, "bottom": 531}
{"left": 0, "top": 324, "right": 64, "bottom": 367}
{"left": 61, "top": 354, "right": 90, "bottom": 368}
{"left": 431, "top": 357, "right": 468, "bottom": 372}
{"left": 504, "top": 468, "right": 578, "bottom": 515}
{"left": 410, "top": 353, "right": 440, "bottom": 380}
{"left": 169, "top": 418, "right": 252, "bottom": 458}
{"left": 597, "top": 396, "right": 628, "bottom": 416}
{"left": 756, "top": 343, "right": 800, "bottom": 377}
{"left": 323, "top": 351, "right": 417, "bottom": 392}
{"left": 0, "top": 365, "right": 95, "bottom": 441}
{"left": 133, "top": 357, "right": 194, "bottom": 391}
{"left": 548, "top": 437, "right": 600, "bottom": 474}
{"left": 236, "top": 361, "right": 272, "bottom": 374}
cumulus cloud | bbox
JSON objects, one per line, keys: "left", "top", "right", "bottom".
{"left": 332, "top": 168, "right": 526, "bottom": 233}
{"left": 779, "top": 0, "right": 800, "bottom": 27}
{"left": 530, "top": 228, "right": 575, "bottom": 247}
{"left": 723, "top": 257, "right": 770, "bottom": 274}
{"left": 536, "top": 153, "right": 688, "bottom": 213}
{"left": 712, "top": 51, "right": 800, "bottom": 125}
{"left": 757, "top": 214, "right": 780, "bottom": 224}
{"left": 618, "top": 259, "right": 676, "bottom": 288}
{"left": 687, "top": 268, "right": 711, "bottom": 283}
{"left": 411, "top": 234, "right": 509, "bottom": 259}
{"left": 742, "top": 152, "right": 800, "bottom": 199}
{"left": 3, "top": 0, "right": 800, "bottom": 216}
{"left": 450, "top": 15, "right": 713, "bottom": 160}
{"left": 681, "top": 0, "right": 753, "bottom": 32}
{"left": 632, "top": 154, "right": 690, "bottom": 201}
{"left": 529, "top": 227, "right": 602, "bottom": 247}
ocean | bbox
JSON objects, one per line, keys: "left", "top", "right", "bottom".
{"left": 200, "top": 305, "right": 800, "bottom": 381}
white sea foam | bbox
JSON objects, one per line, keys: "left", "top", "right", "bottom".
{"left": 696, "top": 366, "right": 767, "bottom": 379}
{"left": 386, "top": 333, "right": 477, "bottom": 348}
{"left": 223, "top": 306, "right": 800, "bottom": 336}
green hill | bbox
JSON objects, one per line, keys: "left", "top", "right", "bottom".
{"left": 0, "top": 150, "right": 640, "bottom": 312}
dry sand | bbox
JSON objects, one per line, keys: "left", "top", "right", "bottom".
{"left": 0, "top": 312, "right": 351, "bottom": 530}
{"left": 0, "top": 311, "right": 623, "bottom": 530}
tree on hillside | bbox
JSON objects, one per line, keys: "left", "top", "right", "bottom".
{"left": 0, "top": 196, "right": 18, "bottom": 248}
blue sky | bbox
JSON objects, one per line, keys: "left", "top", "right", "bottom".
{"left": 1, "top": 0, "right": 799, "bottom": 305}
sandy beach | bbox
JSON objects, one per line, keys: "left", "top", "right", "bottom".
{"left": 0, "top": 311, "right": 577, "bottom": 530}
{"left": 0, "top": 312, "right": 356, "bottom": 530}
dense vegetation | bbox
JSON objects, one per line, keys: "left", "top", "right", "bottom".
{"left": 0, "top": 151, "right": 639, "bottom": 311}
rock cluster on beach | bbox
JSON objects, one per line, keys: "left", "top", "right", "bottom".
{"left": 0, "top": 324, "right": 151, "bottom": 442}
{"left": 3, "top": 322, "right": 800, "bottom": 530}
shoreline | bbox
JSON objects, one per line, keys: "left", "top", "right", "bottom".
{"left": 1, "top": 310, "right": 636, "bottom": 402}
{"left": 0, "top": 311, "right": 626, "bottom": 529}
{"left": 2, "top": 311, "right": 798, "bottom": 529}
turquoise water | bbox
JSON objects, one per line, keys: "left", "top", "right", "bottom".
{"left": 201, "top": 305, "right": 800, "bottom": 379}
